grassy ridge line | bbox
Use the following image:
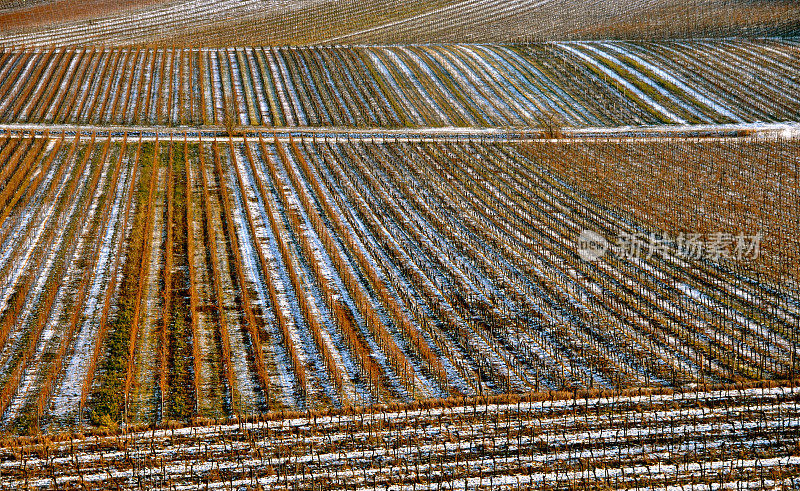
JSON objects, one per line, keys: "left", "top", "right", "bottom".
{"left": 89, "top": 138, "right": 155, "bottom": 427}
{"left": 81, "top": 137, "right": 141, "bottom": 416}
{"left": 157, "top": 138, "right": 173, "bottom": 420}
{"left": 183, "top": 137, "right": 201, "bottom": 416}
{"left": 162, "top": 137, "right": 194, "bottom": 420}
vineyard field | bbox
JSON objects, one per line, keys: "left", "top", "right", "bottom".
{"left": 0, "top": 1, "right": 799, "bottom": 484}
{"left": 0, "top": 384, "right": 797, "bottom": 489}
{"left": 0, "top": 129, "right": 797, "bottom": 433}
{"left": 0, "top": 0, "right": 798, "bottom": 46}
{"left": 0, "top": 42, "right": 796, "bottom": 128}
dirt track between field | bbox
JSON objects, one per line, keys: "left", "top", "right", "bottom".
{"left": 0, "top": 122, "right": 798, "bottom": 143}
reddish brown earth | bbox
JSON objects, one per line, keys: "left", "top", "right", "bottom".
{"left": 0, "top": 0, "right": 171, "bottom": 30}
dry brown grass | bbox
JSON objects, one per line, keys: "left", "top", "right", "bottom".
{"left": 0, "top": 0, "right": 169, "bottom": 31}
{"left": 1, "top": 0, "right": 798, "bottom": 46}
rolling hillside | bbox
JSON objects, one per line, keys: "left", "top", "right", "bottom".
{"left": 0, "top": 0, "right": 798, "bottom": 46}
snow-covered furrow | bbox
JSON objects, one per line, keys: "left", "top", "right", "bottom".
{"left": 288, "top": 49, "right": 335, "bottom": 127}
{"left": 330, "top": 48, "right": 390, "bottom": 125}
{"left": 0, "top": 52, "right": 41, "bottom": 116}
{"left": 393, "top": 150, "right": 584, "bottom": 387}
{"left": 418, "top": 46, "right": 508, "bottom": 126}
{"left": 268, "top": 48, "right": 307, "bottom": 127}
{"left": 1, "top": 385, "right": 798, "bottom": 489}
{"left": 243, "top": 48, "right": 272, "bottom": 126}
{"left": 226, "top": 50, "right": 253, "bottom": 127}
{"left": 600, "top": 42, "right": 742, "bottom": 122}
{"left": 312, "top": 142, "right": 469, "bottom": 391}
{"left": 341, "top": 142, "right": 522, "bottom": 394}
{"left": 273, "top": 144, "right": 393, "bottom": 402}
{"left": 248, "top": 142, "right": 329, "bottom": 406}
{"left": 409, "top": 143, "right": 613, "bottom": 387}
{"left": 456, "top": 46, "right": 541, "bottom": 124}
{"left": 449, "top": 45, "right": 536, "bottom": 124}
{"left": 168, "top": 49, "right": 181, "bottom": 125}
{"left": 578, "top": 43, "right": 709, "bottom": 123}
{"left": 299, "top": 141, "right": 460, "bottom": 398}
{"left": 49, "top": 147, "right": 135, "bottom": 421}
{"left": 260, "top": 48, "right": 293, "bottom": 127}
{"left": 377, "top": 49, "right": 450, "bottom": 125}
{"left": 0, "top": 140, "right": 91, "bottom": 340}
{"left": 439, "top": 45, "right": 525, "bottom": 125}
{"left": 8, "top": 389, "right": 797, "bottom": 463}
{"left": 0, "top": 42, "right": 797, "bottom": 129}
{"left": 365, "top": 51, "right": 426, "bottom": 127}
{"left": 557, "top": 43, "right": 685, "bottom": 124}
{"left": 219, "top": 50, "right": 249, "bottom": 127}
{"left": 202, "top": 144, "right": 259, "bottom": 414}
{"left": 363, "top": 144, "right": 533, "bottom": 391}
{"left": 67, "top": 51, "right": 107, "bottom": 123}
{"left": 234, "top": 143, "right": 301, "bottom": 408}
{"left": 320, "top": 141, "right": 482, "bottom": 393}
{"left": 40, "top": 50, "right": 84, "bottom": 122}
{"left": 509, "top": 141, "right": 799, "bottom": 373}
{"left": 699, "top": 41, "right": 799, "bottom": 108}
{"left": 16, "top": 50, "right": 65, "bottom": 122}
{"left": 674, "top": 43, "right": 787, "bottom": 121}
{"left": 227, "top": 146, "right": 292, "bottom": 407}
{"left": 397, "top": 47, "right": 478, "bottom": 126}
{"left": 483, "top": 150, "right": 710, "bottom": 378}
{"left": 2, "top": 141, "right": 122, "bottom": 423}
{"left": 147, "top": 51, "right": 166, "bottom": 124}
{"left": 400, "top": 143, "right": 628, "bottom": 386}
{"left": 655, "top": 43, "right": 773, "bottom": 122}
{"left": 271, "top": 142, "right": 392, "bottom": 403}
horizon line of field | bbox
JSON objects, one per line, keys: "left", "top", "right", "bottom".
{"left": 1, "top": 37, "right": 797, "bottom": 52}
{"left": 0, "top": 122, "right": 798, "bottom": 143}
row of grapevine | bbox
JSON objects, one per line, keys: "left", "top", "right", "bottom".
{"left": 0, "top": 131, "right": 797, "bottom": 429}
{"left": 0, "top": 384, "right": 798, "bottom": 489}
{"left": 0, "top": 40, "right": 795, "bottom": 128}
